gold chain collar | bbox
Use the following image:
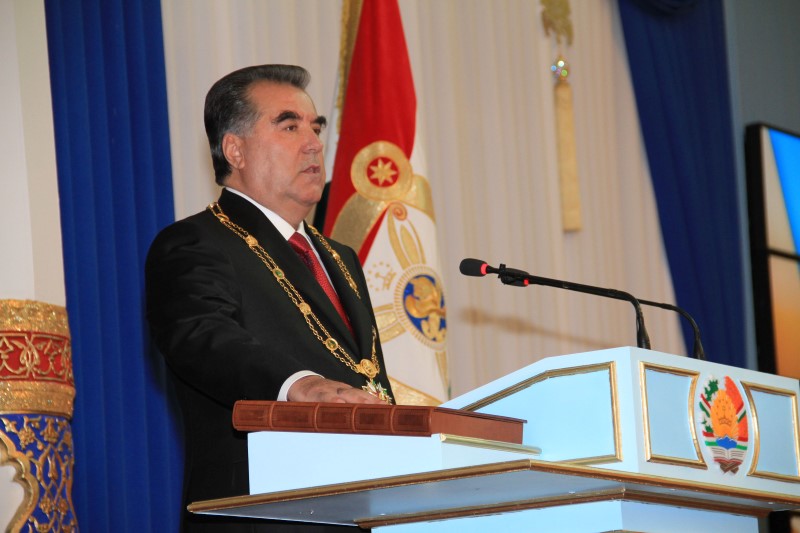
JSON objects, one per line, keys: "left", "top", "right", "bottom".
{"left": 208, "top": 202, "right": 385, "bottom": 384}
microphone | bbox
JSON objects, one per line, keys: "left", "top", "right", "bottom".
{"left": 461, "top": 258, "right": 707, "bottom": 358}
{"left": 459, "top": 258, "right": 530, "bottom": 286}
{"left": 636, "top": 299, "right": 706, "bottom": 360}
{"left": 459, "top": 258, "right": 494, "bottom": 277}
{"left": 460, "top": 258, "right": 652, "bottom": 350}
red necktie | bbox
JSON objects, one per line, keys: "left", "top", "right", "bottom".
{"left": 288, "top": 232, "right": 354, "bottom": 335}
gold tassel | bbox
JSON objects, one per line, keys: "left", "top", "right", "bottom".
{"left": 542, "top": 0, "right": 581, "bottom": 232}
{"left": 552, "top": 57, "right": 581, "bottom": 231}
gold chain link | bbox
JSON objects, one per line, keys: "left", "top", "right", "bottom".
{"left": 208, "top": 202, "right": 380, "bottom": 377}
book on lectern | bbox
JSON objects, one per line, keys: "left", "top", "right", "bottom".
{"left": 232, "top": 400, "right": 525, "bottom": 444}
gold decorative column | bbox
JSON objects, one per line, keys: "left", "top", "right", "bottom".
{"left": 0, "top": 300, "right": 77, "bottom": 532}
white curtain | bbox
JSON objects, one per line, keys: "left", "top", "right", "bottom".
{"left": 161, "top": 0, "right": 683, "bottom": 398}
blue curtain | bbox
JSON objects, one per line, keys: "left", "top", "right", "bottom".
{"left": 618, "top": 0, "right": 746, "bottom": 367}
{"left": 44, "top": 0, "right": 182, "bottom": 530}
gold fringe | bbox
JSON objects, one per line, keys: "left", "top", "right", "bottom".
{"left": 335, "top": 0, "right": 364, "bottom": 132}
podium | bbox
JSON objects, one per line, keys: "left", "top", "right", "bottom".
{"left": 189, "top": 347, "right": 800, "bottom": 531}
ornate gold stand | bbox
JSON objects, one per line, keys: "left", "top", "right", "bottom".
{"left": 0, "top": 300, "right": 77, "bottom": 532}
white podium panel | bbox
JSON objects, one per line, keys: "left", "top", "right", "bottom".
{"left": 444, "top": 347, "right": 800, "bottom": 499}
{"left": 247, "top": 432, "right": 539, "bottom": 494}
{"left": 191, "top": 348, "right": 800, "bottom": 531}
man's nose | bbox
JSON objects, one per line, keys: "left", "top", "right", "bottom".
{"left": 303, "top": 129, "right": 323, "bottom": 152}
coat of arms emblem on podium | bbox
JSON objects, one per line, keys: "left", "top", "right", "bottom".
{"left": 699, "top": 376, "right": 749, "bottom": 474}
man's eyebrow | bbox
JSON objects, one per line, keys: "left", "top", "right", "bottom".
{"left": 272, "top": 111, "right": 300, "bottom": 124}
{"left": 270, "top": 111, "right": 326, "bottom": 129}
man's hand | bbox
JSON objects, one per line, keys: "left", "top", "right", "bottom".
{"left": 287, "top": 375, "right": 388, "bottom": 404}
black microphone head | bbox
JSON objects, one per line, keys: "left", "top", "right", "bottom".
{"left": 459, "top": 258, "right": 488, "bottom": 277}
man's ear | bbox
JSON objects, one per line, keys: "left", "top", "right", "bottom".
{"left": 222, "top": 133, "right": 245, "bottom": 170}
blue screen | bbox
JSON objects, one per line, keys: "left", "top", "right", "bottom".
{"left": 768, "top": 129, "right": 800, "bottom": 255}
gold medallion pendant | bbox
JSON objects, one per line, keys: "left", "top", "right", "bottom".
{"left": 357, "top": 359, "right": 378, "bottom": 379}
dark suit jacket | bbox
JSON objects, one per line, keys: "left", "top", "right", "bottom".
{"left": 145, "top": 189, "right": 391, "bottom": 532}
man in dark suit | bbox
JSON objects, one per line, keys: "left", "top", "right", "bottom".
{"left": 145, "top": 64, "right": 393, "bottom": 532}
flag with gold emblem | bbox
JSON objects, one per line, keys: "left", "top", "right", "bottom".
{"left": 323, "top": 0, "right": 448, "bottom": 405}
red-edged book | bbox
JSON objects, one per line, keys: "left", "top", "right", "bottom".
{"left": 232, "top": 401, "right": 525, "bottom": 445}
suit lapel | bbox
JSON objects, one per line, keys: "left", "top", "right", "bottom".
{"left": 218, "top": 191, "right": 357, "bottom": 351}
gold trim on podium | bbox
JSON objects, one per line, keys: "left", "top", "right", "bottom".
{"left": 188, "top": 458, "right": 800, "bottom": 527}
{"left": 462, "top": 362, "right": 622, "bottom": 465}
{"left": 640, "top": 362, "right": 706, "bottom": 469}
{"left": 742, "top": 381, "right": 800, "bottom": 482}
{"left": 439, "top": 434, "right": 541, "bottom": 456}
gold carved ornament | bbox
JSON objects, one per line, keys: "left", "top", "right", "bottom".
{"left": 1, "top": 300, "right": 77, "bottom": 531}
{"left": 0, "top": 299, "right": 75, "bottom": 417}
{"left": 208, "top": 203, "right": 392, "bottom": 403}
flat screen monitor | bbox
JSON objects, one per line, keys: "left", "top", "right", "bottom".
{"left": 745, "top": 123, "right": 800, "bottom": 378}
